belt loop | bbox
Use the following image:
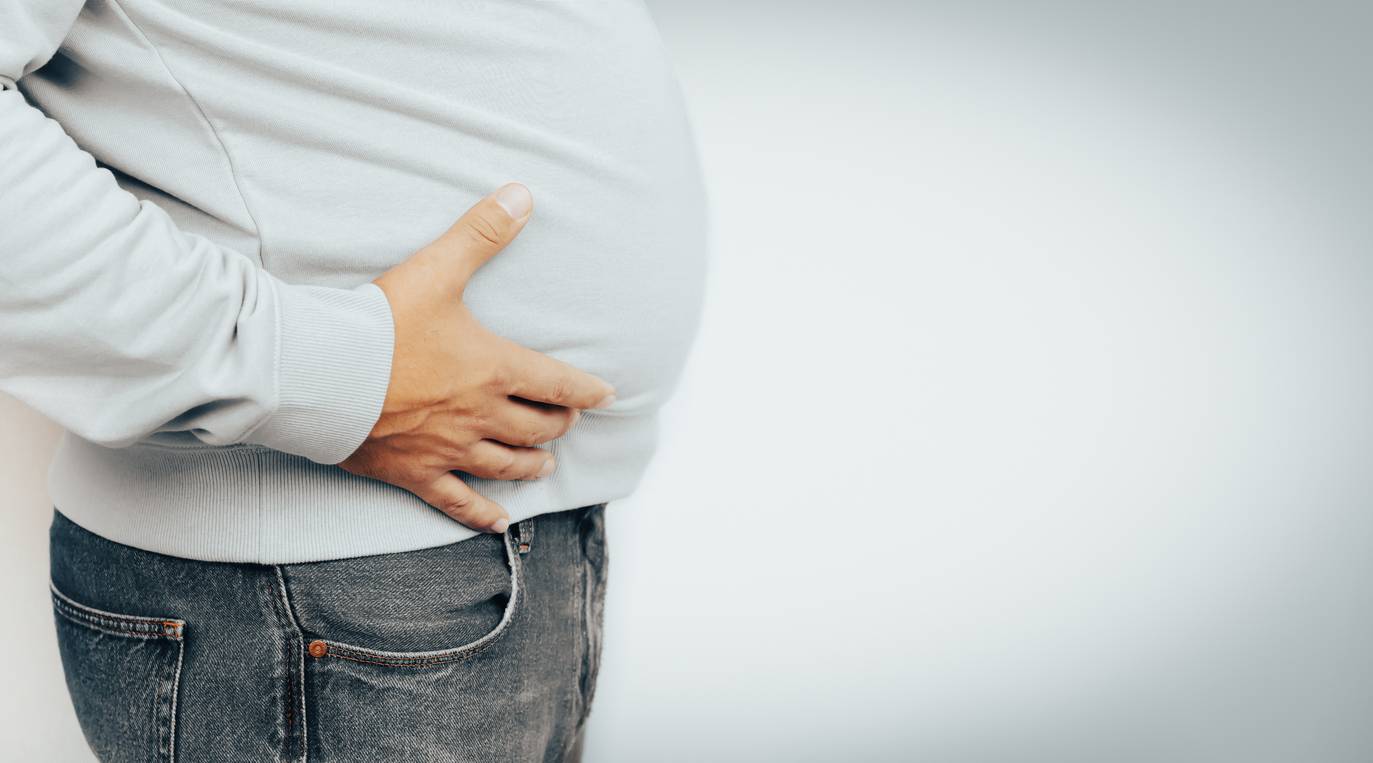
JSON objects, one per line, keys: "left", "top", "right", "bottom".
{"left": 515, "top": 516, "right": 534, "bottom": 555}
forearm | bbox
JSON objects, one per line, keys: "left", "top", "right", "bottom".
{"left": 0, "top": 81, "right": 394, "bottom": 463}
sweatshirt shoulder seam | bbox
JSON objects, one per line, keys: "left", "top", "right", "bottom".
{"left": 105, "top": 0, "right": 268, "bottom": 268}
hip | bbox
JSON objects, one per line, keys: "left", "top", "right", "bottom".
{"left": 47, "top": 503, "right": 609, "bottom": 762}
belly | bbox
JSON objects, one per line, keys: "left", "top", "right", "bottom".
{"left": 169, "top": 0, "right": 709, "bottom": 411}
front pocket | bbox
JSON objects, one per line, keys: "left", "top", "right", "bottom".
{"left": 285, "top": 528, "right": 524, "bottom": 668}
{"left": 301, "top": 542, "right": 522, "bottom": 668}
{"left": 50, "top": 581, "right": 186, "bottom": 763}
{"left": 287, "top": 530, "right": 528, "bottom": 761}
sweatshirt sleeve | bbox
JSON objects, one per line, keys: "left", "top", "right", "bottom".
{"left": 0, "top": 0, "right": 396, "bottom": 465}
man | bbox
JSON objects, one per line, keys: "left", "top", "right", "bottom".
{"left": 1, "top": 0, "right": 707, "bottom": 759}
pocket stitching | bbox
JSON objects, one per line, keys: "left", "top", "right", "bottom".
{"left": 48, "top": 579, "right": 186, "bottom": 761}
{"left": 309, "top": 530, "right": 524, "bottom": 669}
{"left": 50, "top": 581, "right": 185, "bottom": 641}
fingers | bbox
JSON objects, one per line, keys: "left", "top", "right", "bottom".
{"left": 463, "top": 440, "right": 557, "bottom": 481}
{"left": 484, "top": 400, "right": 580, "bottom": 447}
{"left": 420, "top": 183, "right": 535, "bottom": 294}
{"left": 412, "top": 472, "right": 510, "bottom": 534}
{"left": 501, "top": 340, "right": 616, "bottom": 410}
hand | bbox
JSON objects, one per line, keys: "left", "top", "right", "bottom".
{"left": 339, "top": 183, "right": 615, "bottom": 533}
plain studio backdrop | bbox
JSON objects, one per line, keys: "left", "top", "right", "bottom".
{"left": 4, "top": 1, "right": 1373, "bottom": 760}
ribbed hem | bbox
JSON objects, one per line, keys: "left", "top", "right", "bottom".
{"left": 47, "top": 409, "right": 656, "bottom": 564}
{"left": 240, "top": 278, "right": 395, "bottom": 465}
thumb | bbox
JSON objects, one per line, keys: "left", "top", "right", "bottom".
{"left": 418, "top": 182, "right": 534, "bottom": 295}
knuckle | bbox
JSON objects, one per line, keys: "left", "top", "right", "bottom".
{"left": 464, "top": 213, "right": 506, "bottom": 248}
{"left": 457, "top": 408, "right": 489, "bottom": 436}
{"left": 521, "top": 427, "right": 548, "bottom": 447}
{"left": 446, "top": 440, "right": 474, "bottom": 464}
{"left": 443, "top": 492, "right": 477, "bottom": 515}
{"left": 493, "top": 451, "right": 519, "bottom": 479}
{"left": 396, "top": 462, "right": 435, "bottom": 488}
{"left": 485, "top": 364, "right": 511, "bottom": 391}
{"left": 545, "top": 378, "right": 571, "bottom": 405}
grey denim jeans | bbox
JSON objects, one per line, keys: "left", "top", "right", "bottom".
{"left": 47, "top": 503, "right": 609, "bottom": 762}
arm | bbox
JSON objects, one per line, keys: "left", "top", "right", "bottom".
{"left": 0, "top": 0, "right": 395, "bottom": 464}
{"left": 3, "top": 1, "right": 617, "bottom": 535}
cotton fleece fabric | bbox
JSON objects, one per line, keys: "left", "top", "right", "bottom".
{"left": 0, "top": 0, "right": 708, "bottom": 562}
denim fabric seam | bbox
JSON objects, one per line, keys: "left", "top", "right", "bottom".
{"left": 571, "top": 505, "right": 604, "bottom": 752}
{"left": 166, "top": 636, "right": 186, "bottom": 763}
{"left": 562, "top": 517, "right": 588, "bottom": 761}
{"left": 306, "top": 530, "right": 524, "bottom": 669}
{"left": 579, "top": 505, "right": 606, "bottom": 727}
{"left": 272, "top": 567, "right": 310, "bottom": 762}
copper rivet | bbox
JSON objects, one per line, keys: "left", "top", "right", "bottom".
{"left": 307, "top": 640, "right": 329, "bottom": 658}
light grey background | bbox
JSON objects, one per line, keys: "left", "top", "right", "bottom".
{"left": 4, "top": 1, "right": 1372, "bottom": 760}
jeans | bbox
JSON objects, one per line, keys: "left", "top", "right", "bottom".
{"left": 47, "top": 503, "right": 609, "bottom": 762}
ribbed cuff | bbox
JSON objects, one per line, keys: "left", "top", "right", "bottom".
{"left": 241, "top": 277, "right": 395, "bottom": 465}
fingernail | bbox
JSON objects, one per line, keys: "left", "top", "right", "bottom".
{"left": 491, "top": 183, "right": 532, "bottom": 219}
{"left": 593, "top": 393, "right": 616, "bottom": 409}
{"left": 489, "top": 517, "right": 509, "bottom": 533}
{"left": 570, "top": 409, "right": 582, "bottom": 426}
{"left": 537, "top": 458, "right": 556, "bottom": 478}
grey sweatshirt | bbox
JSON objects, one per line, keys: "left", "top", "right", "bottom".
{"left": 0, "top": 0, "right": 707, "bottom": 563}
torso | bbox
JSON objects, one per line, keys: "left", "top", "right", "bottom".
{"left": 34, "top": 0, "right": 707, "bottom": 412}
